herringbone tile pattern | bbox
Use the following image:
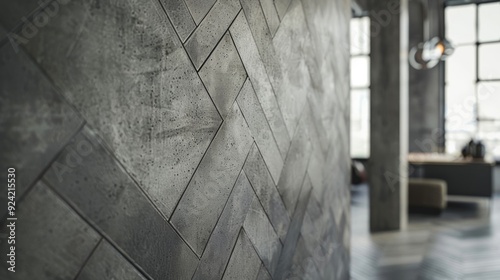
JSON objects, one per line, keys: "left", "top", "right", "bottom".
{"left": 0, "top": 0, "right": 350, "bottom": 279}
{"left": 351, "top": 185, "right": 500, "bottom": 280}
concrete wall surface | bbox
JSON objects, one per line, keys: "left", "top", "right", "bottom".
{"left": 0, "top": 0, "right": 351, "bottom": 279}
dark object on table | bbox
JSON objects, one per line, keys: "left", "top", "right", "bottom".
{"left": 351, "top": 160, "right": 367, "bottom": 185}
{"left": 461, "top": 139, "right": 486, "bottom": 159}
{"left": 472, "top": 141, "right": 486, "bottom": 159}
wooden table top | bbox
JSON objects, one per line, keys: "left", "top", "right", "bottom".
{"left": 408, "top": 153, "right": 495, "bottom": 165}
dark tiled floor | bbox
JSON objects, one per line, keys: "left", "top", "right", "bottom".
{"left": 351, "top": 184, "right": 500, "bottom": 280}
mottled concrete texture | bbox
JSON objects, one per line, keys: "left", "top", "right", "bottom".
{"left": 0, "top": 0, "right": 351, "bottom": 279}
{"left": 368, "top": 0, "right": 409, "bottom": 232}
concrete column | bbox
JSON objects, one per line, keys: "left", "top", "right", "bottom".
{"left": 368, "top": 0, "right": 409, "bottom": 232}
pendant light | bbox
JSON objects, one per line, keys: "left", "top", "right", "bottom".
{"left": 409, "top": 0, "right": 454, "bottom": 70}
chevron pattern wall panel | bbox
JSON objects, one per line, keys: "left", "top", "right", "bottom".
{"left": 0, "top": 0, "right": 351, "bottom": 279}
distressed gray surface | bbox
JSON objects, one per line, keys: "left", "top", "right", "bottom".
{"left": 184, "top": 0, "right": 241, "bottom": 69}
{"left": 0, "top": 0, "right": 47, "bottom": 30}
{"left": 76, "top": 241, "right": 147, "bottom": 280}
{"left": 0, "top": 25, "right": 5, "bottom": 42}
{"left": 275, "top": 0, "right": 292, "bottom": 20}
{"left": 237, "top": 79, "right": 283, "bottom": 183}
{"left": 274, "top": 176, "right": 312, "bottom": 280}
{"left": 287, "top": 236, "right": 321, "bottom": 280}
{"left": 230, "top": 12, "right": 291, "bottom": 158}
{"left": 0, "top": 0, "right": 352, "bottom": 278}
{"left": 222, "top": 230, "right": 262, "bottom": 280}
{"left": 199, "top": 32, "right": 247, "bottom": 118}
{"left": 276, "top": 111, "right": 313, "bottom": 216}
{"left": 243, "top": 143, "right": 289, "bottom": 242}
{"left": 18, "top": 0, "right": 222, "bottom": 219}
{"left": 300, "top": 193, "right": 323, "bottom": 254}
{"left": 171, "top": 102, "right": 253, "bottom": 255}
{"left": 272, "top": 0, "right": 312, "bottom": 136}
{"left": 0, "top": 44, "right": 83, "bottom": 217}
{"left": 159, "top": 0, "right": 196, "bottom": 42}
{"left": 259, "top": 0, "right": 280, "bottom": 37}
{"left": 184, "top": 0, "right": 217, "bottom": 24}
{"left": 240, "top": 0, "right": 284, "bottom": 107}
{"left": 243, "top": 198, "right": 283, "bottom": 275}
{"left": 0, "top": 182, "right": 100, "bottom": 280}
{"left": 256, "top": 264, "right": 273, "bottom": 280}
{"left": 43, "top": 127, "right": 199, "bottom": 280}
{"left": 192, "top": 172, "right": 255, "bottom": 280}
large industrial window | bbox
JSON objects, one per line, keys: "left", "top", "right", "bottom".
{"left": 350, "top": 16, "right": 370, "bottom": 159}
{"left": 445, "top": 2, "right": 500, "bottom": 157}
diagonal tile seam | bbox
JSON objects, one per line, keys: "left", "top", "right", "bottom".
{"left": 285, "top": 94, "right": 311, "bottom": 145}
{"left": 10, "top": 43, "right": 90, "bottom": 131}
{"left": 305, "top": 97, "right": 329, "bottom": 148}
{"left": 166, "top": 117, "right": 223, "bottom": 222}
{"left": 152, "top": 0, "right": 227, "bottom": 123}
{"left": 183, "top": 7, "right": 243, "bottom": 71}
{"left": 183, "top": 0, "right": 216, "bottom": 28}
{"left": 271, "top": 0, "right": 283, "bottom": 34}
{"left": 235, "top": 77, "right": 285, "bottom": 176}
{"left": 71, "top": 238, "right": 104, "bottom": 280}
{"left": 243, "top": 152, "right": 287, "bottom": 247}
{"left": 252, "top": 132, "right": 284, "bottom": 187}
{"left": 154, "top": 0, "right": 196, "bottom": 43}
{"left": 240, "top": 226, "right": 275, "bottom": 279}
{"left": 165, "top": 100, "right": 249, "bottom": 234}
{"left": 41, "top": 176, "right": 155, "bottom": 280}
{"left": 279, "top": 105, "right": 313, "bottom": 168}
{"left": 177, "top": 13, "right": 245, "bottom": 123}
{"left": 295, "top": 232, "right": 323, "bottom": 276}
{"left": 40, "top": 124, "right": 204, "bottom": 271}
{"left": 255, "top": 0, "right": 280, "bottom": 39}
{"left": 194, "top": 149, "right": 255, "bottom": 258}
{"left": 235, "top": 73, "right": 286, "bottom": 165}
{"left": 234, "top": 8, "right": 291, "bottom": 141}
{"left": 198, "top": 32, "right": 249, "bottom": 120}
{"left": 275, "top": 0, "right": 293, "bottom": 22}
{"left": 37, "top": 123, "right": 240, "bottom": 279}
{"left": 0, "top": 120, "right": 86, "bottom": 223}
{"left": 165, "top": 38, "right": 255, "bottom": 224}
{"left": 274, "top": 176, "right": 312, "bottom": 280}
{"left": 219, "top": 226, "right": 247, "bottom": 279}
{"left": 246, "top": 124, "right": 282, "bottom": 187}
{"left": 229, "top": 30, "right": 290, "bottom": 160}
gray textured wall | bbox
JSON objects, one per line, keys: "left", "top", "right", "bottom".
{"left": 0, "top": 0, "right": 351, "bottom": 279}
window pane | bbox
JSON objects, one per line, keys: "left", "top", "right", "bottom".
{"left": 359, "top": 17, "right": 370, "bottom": 54}
{"left": 351, "top": 18, "right": 361, "bottom": 55}
{"left": 445, "top": 45, "right": 476, "bottom": 85}
{"left": 445, "top": 4, "right": 476, "bottom": 45}
{"left": 351, "top": 17, "right": 370, "bottom": 55}
{"left": 479, "top": 43, "right": 500, "bottom": 80}
{"left": 445, "top": 132, "right": 472, "bottom": 155}
{"left": 477, "top": 121, "right": 500, "bottom": 157}
{"left": 479, "top": 3, "right": 500, "bottom": 42}
{"left": 351, "top": 89, "right": 370, "bottom": 158}
{"left": 477, "top": 82, "right": 500, "bottom": 120}
{"left": 445, "top": 84, "right": 476, "bottom": 133}
{"left": 351, "top": 56, "right": 370, "bottom": 88}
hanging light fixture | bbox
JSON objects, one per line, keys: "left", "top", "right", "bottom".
{"left": 409, "top": 0, "right": 454, "bottom": 70}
